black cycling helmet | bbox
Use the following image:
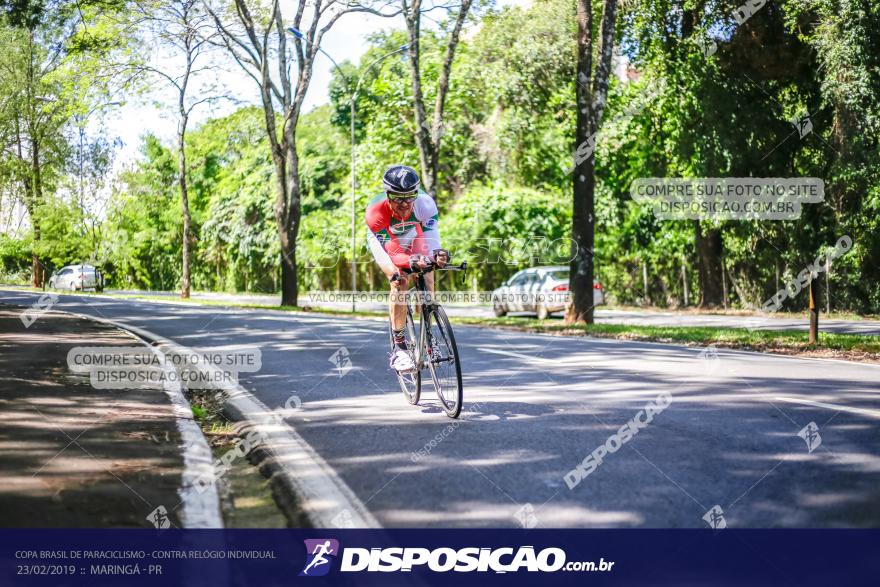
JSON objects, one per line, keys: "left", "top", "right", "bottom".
{"left": 382, "top": 164, "right": 420, "bottom": 197}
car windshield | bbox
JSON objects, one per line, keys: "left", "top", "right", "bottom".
{"left": 548, "top": 270, "right": 568, "bottom": 281}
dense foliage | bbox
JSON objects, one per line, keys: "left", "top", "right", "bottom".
{"left": 1, "top": 0, "right": 878, "bottom": 313}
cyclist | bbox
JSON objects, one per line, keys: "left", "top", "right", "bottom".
{"left": 366, "top": 165, "right": 448, "bottom": 372}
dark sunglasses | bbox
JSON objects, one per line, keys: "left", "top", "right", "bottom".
{"left": 387, "top": 191, "right": 417, "bottom": 202}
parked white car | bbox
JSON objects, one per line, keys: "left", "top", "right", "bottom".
{"left": 491, "top": 266, "right": 604, "bottom": 319}
{"left": 48, "top": 264, "right": 104, "bottom": 292}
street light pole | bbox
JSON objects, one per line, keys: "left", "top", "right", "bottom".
{"left": 287, "top": 27, "right": 406, "bottom": 313}
{"left": 350, "top": 97, "right": 356, "bottom": 312}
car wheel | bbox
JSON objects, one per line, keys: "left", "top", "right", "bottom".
{"left": 537, "top": 304, "right": 549, "bottom": 320}
{"left": 70, "top": 282, "right": 77, "bottom": 292}
{"left": 493, "top": 299, "right": 507, "bottom": 317}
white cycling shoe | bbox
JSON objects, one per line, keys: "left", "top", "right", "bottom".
{"left": 390, "top": 348, "right": 415, "bottom": 372}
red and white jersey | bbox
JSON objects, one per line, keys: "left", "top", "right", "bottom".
{"left": 365, "top": 191, "right": 442, "bottom": 273}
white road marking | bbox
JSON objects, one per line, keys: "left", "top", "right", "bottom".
{"left": 477, "top": 347, "right": 557, "bottom": 363}
{"left": 475, "top": 346, "right": 597, "bottom": 370}
{"left": 774, "top": 397, "right": 880, "bottom": 420}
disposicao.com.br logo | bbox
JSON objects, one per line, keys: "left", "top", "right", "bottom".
{"left": 300, "top": 540, "right": 614, "bottom": 575}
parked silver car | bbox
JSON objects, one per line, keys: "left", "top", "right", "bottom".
{"left": 48, "top": 264, "right": 104, "bottom": 292}
{"left": 491, "top": 266, "right": 604, "bottom": 319}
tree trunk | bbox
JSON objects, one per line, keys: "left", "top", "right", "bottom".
{"left": 694, "top": 220, "right": 724, "bottom": 307}
{"left": 209, "top": 0, "right": 351, "bottom": 308}
{"left": 403, "top": 1, "right": 433, "bottom": 192}
{"left": 566, "top": 0, "right": 595, "bottom": 324}
{"left": 726, "top": 266, "right": 751, "bottom": 308}
{"left": 31, "top": 237, "right": 42, "bottom": 287}
{"left": 569, "top": 159, "right": 597, "bottom": 322}
{"left": 178, "top": 117, "right": 192, "bottom": 299}
{"left": 20, "top": 30, "right": 43, "bottom": 288}
{"left": 30, "top": 137, "right": 43, "bottom": 287}
{"left": 276, "top": 121, "right": 302, "bottom": 307}
{"left": 427, "top": 0, "right": 472, "bottom": 192}
{"left": 403, "top": 0, "right": 472, "bottom": 196}
{"left": 682, "top": 5, "right": 726, "bottom": 310}
{"left": 22, "top": 173, "right": 42, "bottom": 288}
{"left": 565, "top": 0, "right": 618, "bottom": 324}
{"left": 279, "top": 235, "right": 297, "bottom": 305}
{"left": 255, "top": 50, "right": 301, "bottom": 308}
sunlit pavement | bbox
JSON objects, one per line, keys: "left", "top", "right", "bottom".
{"left": 2, "top": 289, "right": 879, "bottom": 528}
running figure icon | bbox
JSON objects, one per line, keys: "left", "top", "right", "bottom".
{"left": 300, "top": 539, "right": 340, "bottom": 577}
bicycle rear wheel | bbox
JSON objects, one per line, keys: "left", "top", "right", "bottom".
{"left": 425, "top": 305, "right": 463, "bottom": 418}
{"left": 390, "top": 295, "right": 421, "bottom": 405}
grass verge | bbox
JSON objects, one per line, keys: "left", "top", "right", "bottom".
{"left": 187, "top": 389, "right": 291, "bottom": 528}
{"left": 455, "top": 317, "right": 880, "bottom": 362}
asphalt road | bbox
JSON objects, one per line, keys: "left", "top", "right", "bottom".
{"left": 3, "top": 289, "right": 880, "bottom": 528}
{"left": 99, "top": 288, "right": 880, "bottom": 335}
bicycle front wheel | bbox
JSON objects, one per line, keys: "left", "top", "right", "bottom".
{"left": 425, "top": 305, "right": 463, "bottom": 418}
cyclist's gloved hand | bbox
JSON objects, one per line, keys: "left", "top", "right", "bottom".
{"left": 432, "top": 248, "right": 449, "bottom": 268}
{"left": 409, "top": 254, "right": 430, "bottom": 272}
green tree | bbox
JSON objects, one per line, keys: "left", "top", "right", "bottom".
{"left": 129, "top": 0, "right": 224, "bottom": 299}
{"left": 204, "top": 0, "right": 399, "bottom": 306}
{"left": 106, "top": 104, "right": 349, "bottom": 293}
{"left": 444, "top": 184, "right": 572, "bottom": 291}
{"left": 0, "top": 0, "right": 132, "bottom": 285}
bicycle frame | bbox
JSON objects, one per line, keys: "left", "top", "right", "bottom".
{"left": 395, "top": 261, "right": 466, "bottom": 371}
{"left": 409, "top": 272, "right": 435, "bottom": 371}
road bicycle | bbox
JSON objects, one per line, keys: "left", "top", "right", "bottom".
{"left": 389, "top": 260, "right": 467, "bottom": 418}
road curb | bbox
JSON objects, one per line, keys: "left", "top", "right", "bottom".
{"left": 221, "top": 389, "right": 382, "bottom": 529}
{"left": 73, "top": 314, "right": 381, "bottom": 529}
